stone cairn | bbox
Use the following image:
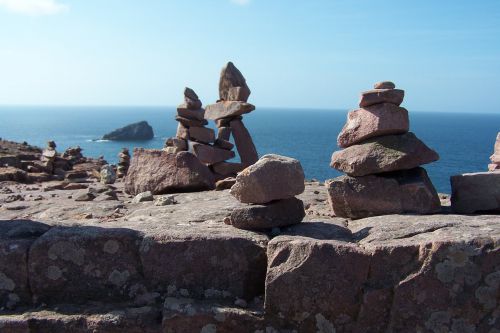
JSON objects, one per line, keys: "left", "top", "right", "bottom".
{"left": 488, "top": 132, "right": 500, "bottom": 171}
{"left": 117, "top": 148, "right": 130, "bottom": 178}
{"left": 40, "top": 140, "right": 57, "bottom": 173}
{"left": 326, "top": 81, "right": 441, "bottom": 219}
{"left": 164, "top": 87, "right": 236, "bottom": 169}
{"left": 205, "top": 62, "right": 259, "bottom": 178}
{"left": 228, "top": 154, "right": 306, "bottom": 231}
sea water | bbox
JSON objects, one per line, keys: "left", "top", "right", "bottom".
{"left": 0, "top": 106, "right": 498, "bottom": 193}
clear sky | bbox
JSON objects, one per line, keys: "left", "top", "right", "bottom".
{"left": 0, "top": 0, "right": 499, "bottom": 112}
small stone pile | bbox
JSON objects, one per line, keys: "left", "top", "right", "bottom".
{"left": 62, "top": 146, "right": 84, "bottom": 165}
{"left": 164, "top": 87, "right": 236, "bottom": 168}
{"left": 117, "top": 148, "right": 130, "bottom": 178}
{"left": 205, "top": 62, "right": 259, "bottom": 178}
{"left": 327, "top": 81, "right": 441, "bottom": 219}
{"left": 41, "top": 141, "right": 57, "bottom": 173}
{"left": 488, "top": 132, "right": 500, "bottom": 171}
{"left": 228, "top": 154, "right": 305, "bottom": 231}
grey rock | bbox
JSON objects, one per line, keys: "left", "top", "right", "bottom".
{"left": 132, "top": 191, "right": 154, "bottom": 203}
{"left": 100, "top": 165, "right": 116, "bottom": 185}
{"left": 154, "top": 195, "right": 177, "bottom": 206}
{"left": 204, "top": 102, "right": 255, "bottom": 120}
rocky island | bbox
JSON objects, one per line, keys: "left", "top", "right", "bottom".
{"left": 0, "top": 69, "right": 499, "bottom": 333}
{"left": 102, "top": 121, "right": 154, "bottom": 141}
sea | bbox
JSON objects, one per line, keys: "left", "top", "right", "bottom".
{"left": 0, "top": 106, "right": 498, "bottom": 194}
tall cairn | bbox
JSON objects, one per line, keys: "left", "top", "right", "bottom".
{"left": 326, "top": 81, "right": 441, "bottom": 219}
{"left": 205, "top": 62, "right": 259, "bottom": 178}
{"left": 117, "top": 148, "right": 130, "bottom": 178}
{"left": 488, "top": 132, "right": 500, "bottom": 171}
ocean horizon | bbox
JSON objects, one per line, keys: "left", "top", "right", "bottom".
{"left": 1, "top": 105, "right": 498, "bottom": 194}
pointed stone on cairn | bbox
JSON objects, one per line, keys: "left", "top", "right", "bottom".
{"left": 117, "top": 148, "right": 130, "bottom": 178}
{"left": 326, "top": 81, "right": 441, "bottom": 219}
{"left": 488, "top": 132, "right": 500, "bottom": 171}
{"left": 206, "top": 62, "right": 258, "bottom": 178}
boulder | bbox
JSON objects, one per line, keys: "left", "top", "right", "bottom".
{"left": 204, "top": 102, "right": 255, "bottom": 120}
{"left": 230, "top": 154, "right": 305, "bottom": 204}
{"left": 331, "top": 132, "right": 439, "bottom": 176}
{"left": 165, "top": 137, "right": 188, "bottom": 151}
{"left": 188, "top": 127, "right": 215, "bottom": 144}
{"left": 125, "top": 149, "right": 215, "bottom": 195}
{"left": 102, "top": 121, "right": 154, "bottom": 141}
{"left": 337, "top": 103, "right": 409, "bottom": 148}
{"left": 489, "top": 132, "right": 500, "bottom": 169}
{"left": 359, "top": 89, "right": 404, "bottom": 107}
{"left": 189, "top": 142, "right": 235, "bottom": 165}
{"left": 230, "top": 197, "right": 305, "bottom": 230}
{"left": 100, "top": 165, "right": 116, "bottom": 184}
{"left": 326, "top": 168, "right": 441, "bottom": 219}
{"left": 230, "top": 119, "right": 259, "bottom": 166}
{"left": 219, "top": 62, "right": 251, "bottom": 102}
{"left": 177, "top": 105, "right": 205, "bottom": 121}
{"left": 184, "top": 87, "right": 203, "bottom": 110}
{"left": 214, "top": 138, "right": 234, "bottom": 151}
{"left": 373, "top": 81, "right": 396, "bottom": 89}
{"left": 450, "top": 171, "right": 500, "bottom": 214}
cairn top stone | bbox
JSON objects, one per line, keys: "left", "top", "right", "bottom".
{"left": 374, "top": 81, "right": 396, "bottom": 89}
{"left": 184, "top": 87, "right": 199, "bottom": 100}
{"left": 183, "top": 87, "right": 202, "bottom": 110}
{"left": 219, "top": 62, "right": 251, "bottom": 102}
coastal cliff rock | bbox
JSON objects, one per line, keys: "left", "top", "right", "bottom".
{"left": 102, "top": 121, "right": 154, "bottom": 141}
{"left": 125, "top": 149, "right": 215, "bottom": 195}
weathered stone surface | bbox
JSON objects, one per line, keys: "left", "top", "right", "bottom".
{"left": 331, "top": 132, "right": 439, "bottom": 176}
{"left": 125, "top": 149, "right": 215, "bottom": 195}
{"left": 175, "top": 123, "right": 189, "bottom": 140}
{"left": 219, "top": 62, "right": 251, "bottom": 102}
{"left": 132, "top": 191, "right": 154, "bottom": 203}
{"left": 230, "top": 154, "right": 305, "bottom": 204}
{"left": 102, "top": 121, "right": 154, "bottom": 141}
{"left": 230, "top": 119, "right": 258, "bottom": 166}
{"left": 184, "top": 87, "right": 203, "bottom": 110}
{"left": 176, "top": 105, "right": 205, "bottom": 121}
{"left": 204, "top": 102, "right": 255, "bottom": 120}
{"left": 373, "top": 81, "right": 396, "bottom": 89}
{"left": 188, "top": 142, "right": 235, "bottom": 165}
{"left": 337, "top": 103, "right": 409, "bottom": 148}
{"left": 214, "top": 138, "right": 234, "bottom": 151}
{"left": 217, "top": 127, "right": 231, "bottom": 141}
{"left": 211, "top": 162, "right": 244, "bottom": 177}
{"left": 175, "top": 116, "right": 208, "bottom": 128}
{"left": 359, "top": 89, "right": 404, "bottom": 107}
{"left": 326, "top": 167, "right": 441, "bottom": 219}
{"left": 188, "top": 127, "right": 215, "bottom": 144}
{"left": 230, "top": 197, "right": 305, "bottom": 231}
{"left": 29, "top": 226, "right": 144, "bottom": 304}
{"left": 215, "top": 177, "right": 236, "bottom": 191}
{"left": 0, "top": 220, "right": 50, "bottom": 309}
{"left": 100, "top": 165, "right": 116, "bottom": 185}
{"left": 451, "top": 171, "right": 500, "bottom": 213}
{"left": 162, "top": 298, "right": 264, "bottom": 333}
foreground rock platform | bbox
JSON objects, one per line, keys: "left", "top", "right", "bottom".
{"left": 0, "top": 180, "right": 499, "bottom": 332}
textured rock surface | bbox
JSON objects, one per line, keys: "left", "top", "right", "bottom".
{"left": 337, "top": 103, "right": 409, "bottom": 148}
{"left": 489, "top": 132, "right": 500, "bottom": 171}
{"left": 230, "top": 197, "right": 305, "bottom": 230}
{"left": 230, "top": 119, "right": 259, "bottom": 166}
{"left": 125, "top": 149, "right": 215, "bottom": 195}
{"left": 219, "top": 62, "right": 251, "bottom": 102}
{"left": 359, "top": 88, "right": 405, "bottom": 107}
{"left": 230, "top": 154, "right": 305, "bottom": 204}
{"left": 374, "top": 81, "right": 396, "bottom": 89}
{"left": 102, "top": 121, "right": 154, "bottom": 141}
{"left": 326, "top": 167, "right": 441, "bottom": 219}
{"left": 331, "top": 132, "right": 439, "bottom": 176}
{"left": 204, "top": 102, "right": 255, "bottom": 120}
{"left": 451, "top": 171, "right": 500, "bottom": 213}
{"left": 188, "top": 142, "right": 235, "bottom": 165}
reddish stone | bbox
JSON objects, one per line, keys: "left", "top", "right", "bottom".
{"left": 214, "top": 138, "right": 234, "bottom": 151}
{"left": 230, "top": 119, "right": 258, "bottom": 166}
{"left": 205, "top": 102, "right": 255, "bottom": 120}
{"left": 189, "top": 142, "right": 235, "bottom": 165}
{"left": 219, "top": 62, "right": 251, "bottom": 102}
{"left": 176, "top": 123, "right": 189, "bottom": 140}
{"left": 359, "top": 89, "right": 404, "bottom": 108}
{"left": 373, "top": 81, "right": 396, "bottom": 89}
{"left": 175, "top": 116, "right": 208, "bottom": 128}
{"left": 188, "top": 127, "right": 215, "bottom": 144}
{"left": 217, "top": 127, "right": 231, "bottom": 141}
{"left": 337, "top": 103, "right": 409, "bottom": 148}
{"left": 211, "top": 161, "right": 245, "bottom": 176}
{"left": 177, "top": 104, "right": 205, "bottom": 121}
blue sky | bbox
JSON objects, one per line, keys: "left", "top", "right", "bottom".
{"left": 0, "top": 0, "right": 499, "bottom": 112}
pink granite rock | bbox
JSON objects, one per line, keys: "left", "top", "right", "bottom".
{"left": 177, "top": 104, "right": 205, "bottom": 121}
{"left": 230, "top": 119, "right": 258, "bottom": 166}
{"left": 219, "top": 62, "right": 251, "bottom": 102}
{"left": 176, "top": 123, "right": 189, "bottom": 140}
{"left": 188, "top": 127, "right": 215, "bottom": 144}
{"left": 204, "top": 102, "right": 255, "bottom": 120}
{"left": 125, "top": 149, "right": 215, "bottom": 194}
{"left": 331, "top": 132, "right": 439, "bottom": 176}
{"left": 359, "top": 89, "right": 404, "bottom": 108}
{"left": 189, "top": 142, "right": 235, "bottom": 165}
{"left": 451, "top": 171, "right": 500, "bottom": 213}
{"left": 337, "top": 103, "right": 409, "bottom": 148}
{"left": 373, "top": 81, "right": 396, "bottom": 89}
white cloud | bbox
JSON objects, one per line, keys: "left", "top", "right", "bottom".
{"left": 0, "top": 0, "right": 68, "bottom": 16}
{"left": 230, "top": 0, "right": 251, "bottom": 5}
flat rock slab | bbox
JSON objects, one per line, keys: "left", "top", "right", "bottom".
{"left": 204, "top": 102, "right": 255, "bottom": 120}
{"left": 451, "top": 171, "right": 500, "bottom": 213}
{"left": 331, "top": 132, "right": 439, "bottom": 176}
{"left": 337, "top": 103, "right": 409, "bottom": 148}
{"left": 359, "top": 88, "right": 405, "bottom": 108}
{"left": 326, "top": 167, "right": 441, "bottom": 219}
{"left": 125, "top": 149, "right": 215, "bottom": 195}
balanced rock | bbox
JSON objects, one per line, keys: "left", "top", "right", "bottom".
{"left": 337, "top": 103, "right": 409, "bottom": 148}
{"left": 230, "top": 119, "right": 259, "bottom": 166}
{"left": 230, "top": 197, "right": 305, "bottom": 230}
{"left": 125, "top": 149, "right": 215, "bottom": 195}
{"left": 451, "top": 171, "right": 500, "bottom": 214}
{"left": 374, "top": 81, "right": 396, "bottom": 89}
{"left": 331, "top": 132, "right": 439, "bottom": 176}
{"left": 219, "top": 62, "right": 251, "bottom": 102}
{"left": 326, "top": 167, "right": 441, "bottom": 219}
{"left": 184, "top": 87, "right": 202, "bottom": 110}
{"left": 204, "top": 101, "right": 255, "bottom": 120}
{"left": 102, "top": 121, "right": 154, "bottom": 141}
{"left": 359, "top": 89, "right": 405, "bottom": 108}
{"left": 230, "top": 154, "right": 305, "bottom": 204}
{"left": 177, "top": 104, "right": 205, "bottom": 121}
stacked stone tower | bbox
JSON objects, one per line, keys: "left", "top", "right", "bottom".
{"left": 117, "top": 148, "right": 130, "bottom": 178}
{"left": 326, "top": 81, "right": 441, "bottom": 219}
{"left": 205, "top": 62, "right": 259, "bottom": 178}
